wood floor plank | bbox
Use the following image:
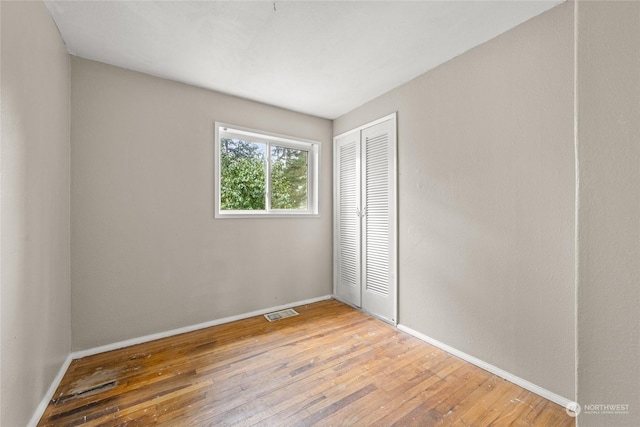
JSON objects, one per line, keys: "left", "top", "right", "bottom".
{"left": 200, "top": 325, "right": 401, "bottom": 425}
{"left": 37, "top": 299, "right": 574, "bottom": 427}
{"left": 190, "top": 323, "right": 399, "bottom": 424}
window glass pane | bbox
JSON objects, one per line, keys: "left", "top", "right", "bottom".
{"left": 220, "top": 138, "right": 266, "bottom": 210}
{"left": 270, "top": 145, "right": 308, "bottom": 210}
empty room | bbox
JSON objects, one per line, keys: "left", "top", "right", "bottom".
{"left": 1, "top": 0, "right": 638, "bottom": 426}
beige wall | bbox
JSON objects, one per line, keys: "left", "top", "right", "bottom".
{"left": 1, "top": 1, "right": 71, "bottom": 426}
{"left": 576, "top": 1, "right": 640, "bottom": 425}
{"left": 70, "top": 57, "right": 333, "bottom": 350}
{"left": 334, "top": 3, "right": 576, "bottom": 399}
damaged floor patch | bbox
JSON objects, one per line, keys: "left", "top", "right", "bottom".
{"left": 57, "top": 368, "right": 120, "bottom": 402}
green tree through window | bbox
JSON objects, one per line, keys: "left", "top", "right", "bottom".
{"left": 216, "top": 124, "right": 318, "bottom": 216}
{"left": 220, "top": 138, "right": 266, "bottom": 210}
{"left": 271, "top": 146, "right": 308, "bottom": 210}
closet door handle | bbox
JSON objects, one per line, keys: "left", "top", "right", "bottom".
{"left": 355, "top": 207, "right": 361, "bottom": 217}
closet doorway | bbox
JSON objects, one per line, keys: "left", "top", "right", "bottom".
{"left": 333, "top": 113, "right": 397, "bottom": 324}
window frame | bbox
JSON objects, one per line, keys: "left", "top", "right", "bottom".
{"left": 214, "top": 122, "right": 320, "bottom": 218}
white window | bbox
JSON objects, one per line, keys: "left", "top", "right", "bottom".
{"left": 215, "top": 122, "right": 319, "bottom": 218}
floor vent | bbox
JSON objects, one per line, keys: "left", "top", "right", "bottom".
{"left": 264, "top": 308, "right": 299, "bottom": 322}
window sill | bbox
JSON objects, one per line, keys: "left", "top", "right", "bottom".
{"left": 215, "top": 212, "right": 320, "bottom": 219}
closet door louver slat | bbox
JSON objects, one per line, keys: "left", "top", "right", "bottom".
{"left": 335, "top": 135, "right": 361, "bottom": 306}
{"left": 364, "top": 132, "right": 391, "bottom": 297}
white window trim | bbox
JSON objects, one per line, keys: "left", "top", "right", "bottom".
{"left": 214, "top": 122, "right": 320, "bottom": 218}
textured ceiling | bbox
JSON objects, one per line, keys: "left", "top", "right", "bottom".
{"left": 45, "top": 1, "right": 562, "bottom": 119}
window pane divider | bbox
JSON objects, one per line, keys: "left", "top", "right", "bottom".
{"left": 265, "top": 141, "right": 272, "bottom": 212}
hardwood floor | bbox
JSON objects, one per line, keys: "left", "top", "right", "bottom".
{"left": 38, "top": 299, "right": 574, "bottom": 426}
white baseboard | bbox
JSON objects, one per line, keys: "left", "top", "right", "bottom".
{"left": 27, "top": 354, "right": 73, "bottom": 427}
{"left": 72, "top": 295, "right": 333, "bottom": 359}
{"left": 29, "top": 295, "right": 332, "bottom": 426}
{"left": 397, "top": 324, "right": 573, "bottom": 409}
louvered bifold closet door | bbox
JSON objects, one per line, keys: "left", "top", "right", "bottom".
{"left": 361, "top": 119, "right": 396, "bottom": 323}
{"left": 334, "top": 133, "right": 361, "bottom": 307}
